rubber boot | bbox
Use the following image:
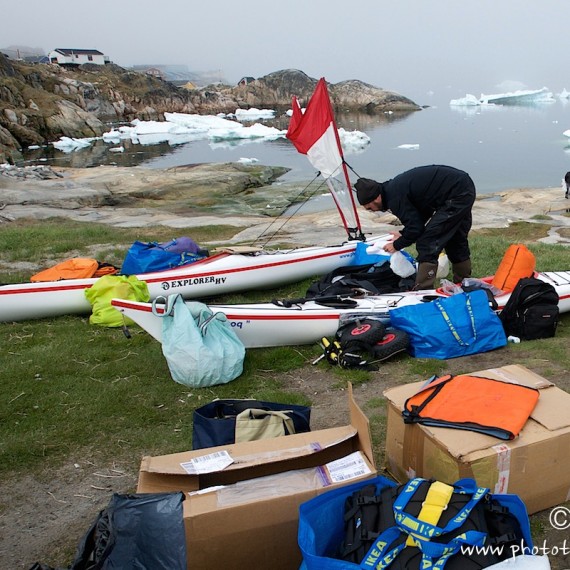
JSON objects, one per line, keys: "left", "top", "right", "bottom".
{"left": 413, "top": 262, "right": 439, "bottom": 290}
{"left": 452, "top": 259, "right": 472, "bottom": 284}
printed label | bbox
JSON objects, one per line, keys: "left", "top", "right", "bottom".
{"left": 161, "top": 276, "right": 227, "bottom": 291}
{"left": 325, "top": 451, "right": 371, "bottom": 484}
{"left": 180, "top": 450, "right": 233, "bottom": 475}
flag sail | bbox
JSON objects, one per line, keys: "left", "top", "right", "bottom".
{"left": 286, "top": 78, "right": 363, "bottom": 241}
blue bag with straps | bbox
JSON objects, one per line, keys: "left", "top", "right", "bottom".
{"left": 388, "top": 290, "right": 507, "bottom": 359}
{"left": 120, "top": 237, "right": 208, "bottom": 275}
{"left": 298, "top": 476, "right": 533, "bottom": 570}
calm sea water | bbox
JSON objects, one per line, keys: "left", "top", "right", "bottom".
{"left": 23, "top": 99, "right": 570, "bottom": 195}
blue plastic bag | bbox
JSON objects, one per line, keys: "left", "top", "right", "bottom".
{"left": 351, "top": 240, "right": 391, "bottom": 266}
{"left": 154, "top": 294, "right": 245, "bottom": 387}
{"left": 389, "top": 289, "right": 507, "bottom": 359}
{"left": 120, "top": 237, "right": 208, "bottom": 275}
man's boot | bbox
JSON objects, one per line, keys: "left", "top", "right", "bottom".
{"left": 452, "top": 259, "right": 472, "bottom": 283}
{"left": 413, "top": 262, "right": 439, "bottom": 290}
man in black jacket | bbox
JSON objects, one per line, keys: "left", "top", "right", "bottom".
{"left": 355, "top": 165, "right": 476, "bottom": 290}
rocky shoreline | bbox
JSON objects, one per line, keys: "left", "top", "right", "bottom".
{"left": 0, "top": 60, "right": 420, "bottom": 164}
{"left": 1, "top": 163, "right": 569, "bottom": 248}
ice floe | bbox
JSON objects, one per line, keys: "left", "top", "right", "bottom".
{"left": 51, "top": 109, "right": 371, "bottom": 156}
{"left": 450, "top": 87, "right": 556, "bottom": 106}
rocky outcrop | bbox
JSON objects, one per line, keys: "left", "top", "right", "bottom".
{"left": 0, "top": 57, "right": 420, "bottom": 163}
{"left": 188, "top": 69, "right": 420, "bottom": 114}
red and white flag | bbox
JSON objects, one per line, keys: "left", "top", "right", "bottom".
{"left": 286, "top": 78, "right": 362, "bottom": 239}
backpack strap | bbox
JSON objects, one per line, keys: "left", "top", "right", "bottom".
{"left": 405, "top": 481, "right": 454, "bottom": 546}
{"left": 359, "top": 478, "right": 489, "bottom": 570}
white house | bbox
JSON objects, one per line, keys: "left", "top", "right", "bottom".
{"left": 48, "top": 49, "right": 109, "bottom": 66}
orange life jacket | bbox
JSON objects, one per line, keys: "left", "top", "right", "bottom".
{"left": 403, "top": 374, "right": 540, "bottom": 440}
{"left": 491, "top": 244, "right": 536, "bottom": 292}
{"left": 31, "top": 258, "right": 99, "bottom": 282}
{"left": 92, "top": 262, "right": 120, "bottom": 278}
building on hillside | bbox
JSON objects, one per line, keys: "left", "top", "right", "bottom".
{"left": 237, "top": 76, "right": 256, "bottom": 87}
{"left": 180, "top": 81, "right": 197, "bottom": 90}
{"left": 141, "top": 67, "right": 166, "bottom": 80}
{"left": 49, "top": 49, "right": 109, "bottom": 66}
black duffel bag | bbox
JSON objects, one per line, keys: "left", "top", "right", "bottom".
{"left": 192, "top": 399, "right": 311, "bottom": 450}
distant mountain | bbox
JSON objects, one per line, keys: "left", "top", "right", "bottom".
{"left": 1, "top": 45, "right": 45, "bottom": 59}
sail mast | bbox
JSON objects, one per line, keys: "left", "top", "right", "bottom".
{"left": 286, "top": 78, "right": 364, "bottom": 241}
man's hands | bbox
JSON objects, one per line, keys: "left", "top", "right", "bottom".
{"left": 383, "top": 231, "right": 401, "bottom": 254}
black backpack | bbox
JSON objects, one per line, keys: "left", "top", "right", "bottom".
{"left": 306, "top": 262, "right": 414, "bottom": 299}
{"left": 338, "top": 480, "right": 526, "bottom": 569}
{"left": 499, "top": 276, "right": 559, "bottom": 340}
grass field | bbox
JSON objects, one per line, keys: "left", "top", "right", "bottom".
{"left": 1, "top": 217, "right": 569, "bottom": 568}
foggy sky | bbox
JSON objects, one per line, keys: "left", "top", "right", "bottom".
{"left": 4, "top": 0, "right": 570, "bottom": 106}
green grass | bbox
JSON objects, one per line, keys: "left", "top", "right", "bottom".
{"left": 1, "top": 217, "right": 569, "bottom": 479}
{"left": 0, "top": 218, "right": 240, "bottom": 282}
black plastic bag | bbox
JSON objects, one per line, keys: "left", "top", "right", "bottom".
{"left": 30, "top": 492, "right": 186, "bottom": 570}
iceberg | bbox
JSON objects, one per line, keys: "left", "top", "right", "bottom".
{"left": 450, "top": 94, "right": 481, "bottom": 106}
{"left": 338, "top": 128, "right": 370, "bottom": 154}
{"left": 50, "top": 110, "right": 370, "bottom": 155}
{"left": 450, "top": 87, "right": 555, "bottom": 107}
{"left": 231, "top": 108, "right": 276, "bottom": 121}
{"left": 480, "top": 87, "right": 555, "bottom": 105}
{"left": 51, "top": 136, "right": 98, "bottom": 152}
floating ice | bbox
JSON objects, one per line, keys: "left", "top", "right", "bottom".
{"left": 450, "top": 87, "right": 555, "bottom": 106}
{"left": 51, "top": 111, "right": 370, "bottom": 155}
{"left": 51, "top": 136, "right": 98, "bottom": 152}
{"left": 231, "top": 108, "right": 276, "bottom": 121}
{"left": 480, "top": 87, "right": 555, "bottom": 105}
{"left": 339, "top": 128, "right": 370, "bottom": 153}
{"left": 397, "top": 143, "right": 420, "bottom": 150}
{"left": 450, "top": 94, "right": 481, "bottom": 106}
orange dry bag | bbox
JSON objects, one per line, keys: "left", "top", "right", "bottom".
{"left": 491, "top": 244, "right": 536, "bottom": 292}
{"left": 403, "top": 374, "right": 540, "bottom": 440}
{"left": 31, "top": 258, "right": 99, "bottom": 282}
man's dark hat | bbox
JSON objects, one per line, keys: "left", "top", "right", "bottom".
{"left": 355, "top": 178, "right": 382, "bottom": 205}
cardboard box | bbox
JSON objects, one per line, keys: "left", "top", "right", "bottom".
{"left": 137, "top": 384, "right": 376, "bottom": 569}
{"left": 384, "top": 364, "right": 570, "bottom": 514}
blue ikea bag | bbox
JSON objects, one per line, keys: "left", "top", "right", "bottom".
{"left": 153, "top": 294, "right": 245, "bottom": 388}
{"left": 298, "top": 476, "right": 397, "bottom": 570}
{"left": 120, "top": 237, "right": 208, "bottom": 275}
{"left": 298, "top": 476, "right": 533, "bottom": 570}
{"left": 388, "top": 290, "right": 507, "bottom": 359}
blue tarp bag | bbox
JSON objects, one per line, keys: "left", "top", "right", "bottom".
{"left": 388, "top": 289, "right": 507, "bottom": 359}
{"left": 120, "top": 237, "right": 208, "bottom": 275}
{"left": 153, "top": 294, "right": 245, "bottom": 388}
{"left": 298, "top": 476, "right": 533, "bottom": 570}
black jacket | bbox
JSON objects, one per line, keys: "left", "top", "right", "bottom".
{"left": 379, "top": 165, "right": 474, "bottom": 250}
